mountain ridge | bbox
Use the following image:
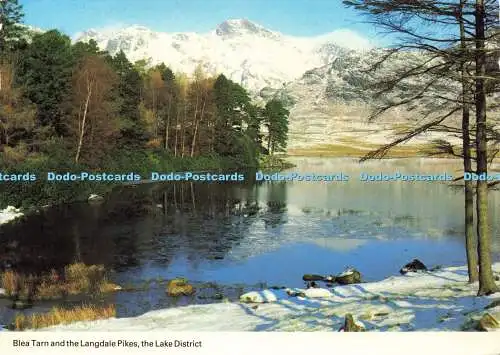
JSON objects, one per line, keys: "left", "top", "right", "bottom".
{"left": 74, "top": 19, "right": 373, "bottom": 93}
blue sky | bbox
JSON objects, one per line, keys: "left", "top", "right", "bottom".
{"left": 21, "top": 0, "right": 379, "bottom": 38}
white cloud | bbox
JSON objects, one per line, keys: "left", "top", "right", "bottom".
{"left": 314, "top": 28, "right": 377, "bottom": 50}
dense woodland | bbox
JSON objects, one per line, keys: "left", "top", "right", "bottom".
{"left": 0, "top": 1, "right": 289, "bottom": 206}
{"left": 0, "top": 2, "right": 289, "bottom": 166}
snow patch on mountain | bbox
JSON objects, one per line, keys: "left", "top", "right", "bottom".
{"left": 74, "top": 19, "right": 374, "bottom": 93}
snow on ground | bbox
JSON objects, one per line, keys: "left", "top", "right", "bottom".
{"left": 45, "top": 263, "right": 500, "bottom": 332}
{"left": 0, "top": 206, "right": 23, "bottom": 225}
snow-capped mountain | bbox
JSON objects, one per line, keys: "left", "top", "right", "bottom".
{"left": 75, "top": 19, "right": 463, "bottom": 150}
{"left": 74, "top": 19, "right": 373, "bottom": 93}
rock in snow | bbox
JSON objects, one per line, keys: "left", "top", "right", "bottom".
{"left": 240, "top": 290, "right": 281, "bottom": 303}
{"left": 302, "top": 288, "right": 332, "bottom": 298}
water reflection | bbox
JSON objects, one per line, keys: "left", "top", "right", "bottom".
{"left": 0, "top": 158, "right": 499, "bottom": 289}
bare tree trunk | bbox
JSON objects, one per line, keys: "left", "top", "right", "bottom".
{"left": 174, "top": 106, "right": 179, "bottom": 157}
{"left": 189, "top": 91, "right": 200, "bottom": 157}
{"left": 181, "top": 102, "right": 187, "bottom": 157}
{"left": 152, "top": 88, "right": 158, "bottom": 138}
{"left": 459, "top": 1, "right": 478, "bottom": 283}
{"left": 165, "top": 97, "right": 172, "bottom": 150}
{"left": 475, "top": 0, "right": 499, "bottom": 296}
{"left": 75, "top": 79, "right": 93, "bottom": 164}
{"left": 191, "top": 95, "right": 205, "bottom": 157}
{"left": 267, "top": 131, "right": 272, "bottom": 155}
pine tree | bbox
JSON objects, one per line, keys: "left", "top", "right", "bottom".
{"left": 108, "top": 50, "right": 147, "bottom": 146}
{"left": 16, "top": 30, "right": 73, "bottom": 135}
{"left": 160, "top": 66, "right": 176, "bottom": 151}
{"left": 0, "top": 0, "right": 24, "bottom": 52}
{"left": 263, "top": 99, "right": 289, "bottom": 154}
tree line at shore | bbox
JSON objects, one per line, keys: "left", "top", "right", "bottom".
{"left": 0, "top": 0, "right": 289, "bottom": 207}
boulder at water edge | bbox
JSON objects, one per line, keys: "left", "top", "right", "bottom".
{"left": 335, "top": 268, "right": 362, "bottom": 285}
{"left": 400, "top": 259, "right": 427, "bottom": 274}
{"left": 302, "top": 274, "right": 325, "bottom": 282}
{"left": 166, "top": 278, "right": 195, "bottom": 297}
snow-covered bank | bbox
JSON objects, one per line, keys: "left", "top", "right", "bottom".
{"left": 44, "top": 263, "right": 500, "bottom": 332}
{"left": 0, "top": 206, "right": 23, "bottom": 225}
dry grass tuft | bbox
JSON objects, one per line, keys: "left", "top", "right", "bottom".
{"left": 1, "top": 271, "right": 36, "bottom": 299}
{"left": 1, "top": 263, "right": 120, "bottom": 301}
{"left": 1, "top": 271, "right": 19, "bottom": 297}
{"left": 13, "top": 304, "right": 116, "bottom": 330}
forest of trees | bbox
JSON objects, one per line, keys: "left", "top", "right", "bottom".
{"left": 0, "top": 1, "right": 289, "bottom": 175}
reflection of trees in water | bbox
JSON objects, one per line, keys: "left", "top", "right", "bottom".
{"left": 150, "top": 182, "right": 265, "bottom": 266}
{"left": 263, "top": 182, "right": 288, "bottom": 229}
{"left": 1, "top": 180, "right": 290, "bottom": 274}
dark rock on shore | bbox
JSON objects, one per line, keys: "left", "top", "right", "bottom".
{"left": 306, "top": 281, "right": 319, "bottom": 289}
{"left": 302, "top": 274, "right": 325, "bottom": 282}
{"left": 400, "top": 259, "right": 427, "bottom": 275}
{"left": 335, "top": 268, "right": 362, "bottom": 285}
{"left": 286, "top": 289, "right": 306, "bottom": 297}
